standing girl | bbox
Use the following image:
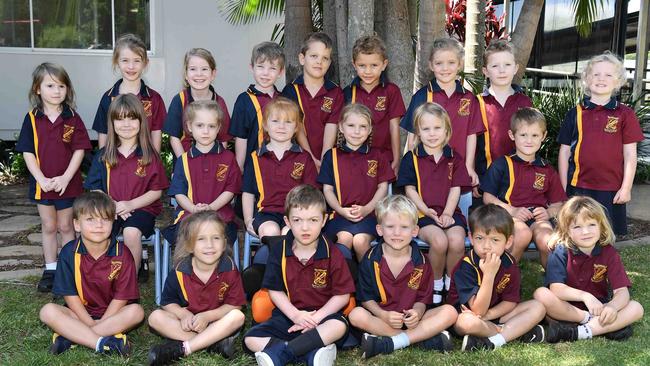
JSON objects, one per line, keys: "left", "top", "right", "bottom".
{"left": 16, "top": 62, "right": 92, "bottom": 292}
{"left": 93, "top": 33, "right": 166, "bottom": 152}
{"left": 318, "top": 103, "right": 394, "bottom": 261}
{"left": 163, "top": 48, "right": 232, "bottom": 158}
{"left": 242, "top": 97, "right": 318, "bottom": 240}
{"left": 534, "top": 196, "right": 644, "bottom": 342}
{"left": 397, "top": 103, "right": 471, "bottom": 306}
{"left": 85, "top": 94, "right": 169, "bottom": 281}
{"left": 148, "top": 212, "right": 246, "bottom": 365}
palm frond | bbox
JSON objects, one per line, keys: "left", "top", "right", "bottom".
{"left": 216, "top": 0, "right": 285, "bottom": 25}
{"left": 572, "top": 0, "right": 606, "bottom": 38}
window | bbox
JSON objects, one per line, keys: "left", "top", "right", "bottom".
{"left": 0, "top": 0, "right": 150, "bottom": 50}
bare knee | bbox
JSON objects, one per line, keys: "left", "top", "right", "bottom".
{"left": 57, "top": 219, "right": 74, "bottom": 235}
{"left": 348, "top": 307, "right": 370, "bottom": 328}
{"left": 124, "top": 304, "right": 145, "bottom": 324}
{"left": 41, "top": 219, "right": 57, "bottom": 235}
{"left": 629, "top": 300, "right": 644, "bottom": 321}
{"left": 455, "top": 312, "right": 482, "bottom": 335}
{"left": 229, "top": 308, "right": 246, "bottom": 327}
{"left": 39, "top": 303, "right": 59, "bottom": 324}
{"left": 533, "top": 287, "right": 554, "bottom": 306}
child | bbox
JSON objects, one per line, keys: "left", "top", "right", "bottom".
{"left": 558, "top": 52, "right": 644, "bottom": 236}
{"left": 230, "top": 41, "right": 285, "bottom": 170}
{"left": 243, "top": 184, "right": 355, "bottom": 366}
{"left": 16, "top": 62, "right": 92, "bottom": 292}
{"left": 350, "top": 195, "right": 458, "bottom": 359}
{"left": 85, "top": 94, "right": 169, "bottom": 281}
{"left": 164, "top": 48, "right": 232, "bottom": 158}
{"left": 534, "top": 196, "right": 644, "bottom": 343}
{"left": 242, "top": 97, "right": 318, "bottom": 240}
{"left": 343, "top": 35, "right": 406, "bottom": 174}
{"left": 39, "top": 191, "right": 144, "bottom": 355}
{"left": 397, "top": 103, "right": 471, "bottom": 305}
{"left": 481, "top": 108, "right": 566, "bottom": 267}
{"left": 318, "top": 103, "right": 394, "bottom": 261}
{"left": 282, "top": 32, "right": 344, "bottom": 169}
{"left": 93, "top": 33, "right": 166, "bottom": 151}
{"left": 148, "top": 211, "right": 246, "bottom": 365}
{"left": 447, "top": 204, "right": 546, "bottom": 351}
{"left": 166, "top": 100, "right": 241, "bottom": 246}
{"left": 476, "top": 40, "right": 532, "bottom": 183}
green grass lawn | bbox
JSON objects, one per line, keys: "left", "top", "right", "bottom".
{"left": 2, "top": 244, "right": 650, "bottom": 365}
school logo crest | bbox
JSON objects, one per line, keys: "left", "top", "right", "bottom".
{"left": 291, "top": 162, "right": 305, "bottom": 180}
{"left": 533, "top": 173, "right": 546, "bottom": 191}
{"left": 321, "top": 97, "right": 334, "bottom": 113}
{"left": 218, "top": 282, "right": 230, "bottom": 301}
{"left": 375, "top": 96, "right": 387, "bottom": 111}
{"left": 312, "top": 268, "right": 328, "bottom": 288}
{"left": 62, "top": 124, "right": 75, "bottom": 143}
{"left": 591, "top": 264, "right": 608, "bottom": 283}
{"left": 108, "top": 260, "right": 122, "bottom": 281}
{"left": 367, "top": 160, "right": 378, "bottom": 178}
{"left": 604, "top": 116, "right": 619, "bottom": 133}
{"left": 216, "top": 164, "right": 229, "bottom": 182}
{"left": 496, "top": 273, "right": 511, "bottom": 293}
{"left": 458, "top": 98, "right": 471, "bottom": 116}
{"left": 408, "top": 268, "right": 423, "bottom": 290}
{"left": 142, "top": 100, "right": 153, "bottom": 117}
{"left": 448, "top": 162, "right": 454, "bottom": 180}
{"left": 135, "top": 159, "right": 147, "bottom": 177}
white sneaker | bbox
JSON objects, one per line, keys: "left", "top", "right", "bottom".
{"left": 311, "top": 344, "right": 337, "bottom": 366}
{"left": 254, "top": 351, "right": 275, "bottom": 366}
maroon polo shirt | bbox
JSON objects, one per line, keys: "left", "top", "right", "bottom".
{"left": 447, "top": 250, "right": 521, "bottom": 309}
{"left": 262, "top": 232, "right": 355, "bottom": 311}
{"left": 52, "top": 238, "right": 140, "bottom": 318}
{"left": 481, "top": 154, "right": 567, "bottom": 208}
{"left": 396, "top": 144, "right": 471, "bottom": 217}
{"left": 545, "top": 244, "right": 631, "bottom": 310}
{"left": 242, "top": 143, "right": 318, "bottom": 213}
{"left": 15, "top": 106, "right": 92, "bottom": 200}
{"left": 168, "top": 144, "right": 241, "bottom": 223}
{"left": 344, "top": 78, "right": 406, "bottom": 161}
{"left": 282, "top": 75, "right": 344, "bottom": 159}
{"left": 161, "top": 255, "right": 246, "bottom": 314}
{"left": 475, "top": 87, "right": 532, "bottom": 175}
{"left": 317, "top": 145, "right": 394, "bottom": 215}
{"left": 357, "top": 241, "right": 434, "bottom": 311}
{"left": 559, "top": 97, "right": 644, "bottom": 191}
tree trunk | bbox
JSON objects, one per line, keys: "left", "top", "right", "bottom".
{"left": 322, "top": 0, "right": 339, "bottom": 83}
{"left": 334, "top": 0, "right": 352, "bottom": 86}
{"left": 407, "top": 0, "right": 418, "bottom": 39}
{"left": 285, "top": 0, "right": 313, "bottom": 82}
{"left": 384, "top": 0, "right": 414, "bottom": 106}
{"left": 464, "top": 0, "right": 486, "bottom": 76}
{"left": 374, "top": 0, "right": 386, "bottom": 40}
{"left": 510, "top": 0, "right": 544, "bottom": 83}
{"left": 414, "top": 0, "right": 447, "bottom": 91}
{"left": 346, "top": 0, "right": 374, "bottom": 83}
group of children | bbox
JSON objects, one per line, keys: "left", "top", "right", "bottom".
{"left": 18, "top": 29, "right": 644, "bottom": 365}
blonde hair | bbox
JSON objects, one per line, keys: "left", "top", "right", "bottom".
{"left": 352, "top": 34, "right": 387, "bottom": 61}
{"left": 174, "top": 211, "right": 228, "bottom": 266}
{"left": 112, "top": 34, "right": 148, "bottom": 70}
{"left": 183, "top": 48, "right": 217, "bottom": 88}
{"left": 336, "top": 103, "right": 373, "bottom": 148}
{"left": 581, "top": 51, "right": 627, "bottom": 96}
{"left": 184, "top": 99, "right": 224, "bottom": 136}
{"left": 412, "top": 102, "right": 452, "bottom": 147}
{"left": 375, "top": 195, "right": 418, "bottom": 226}
{"left": 29, "top": 62, "right": 76, "bottom": 110}
{"left": 263, "top": 97, "right": 302, "bottom": 142}
{"left": 483, "top": 39, "right": 516, "bottom": 66}
{"left": 103, "top": 94, "right": 155, "bottom": 167}
{"left": 549, "top": 196, "right": 616, "bottom": 250}
{"left": 430, "top": 37, "right": 465, "bottom": 63}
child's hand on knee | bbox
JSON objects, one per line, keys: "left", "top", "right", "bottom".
{"left": 439, "top": 214, "right": 454, "bottom": 228}
{"left": 403, "top": 309, "right": 420, "bottom": 328}
{"left": 598, "top": 304, "right": 618, "bottom": 326}
{"left": 180, "top": 311, "right": 194, "bottom": 332}
{"left": 191, "top": 313, "right": 209, "bottom": 333}
{"left": 582, "top": 293, "right": 603, "bottom": 316}
{"left": 532, "top": 207, "right": 549, "bottom": 221}
{"left": 512, "top": 207, "right": 534, "bottom": 222}
{"left": 381, "top": 310, "right": 404, "bottom": 329}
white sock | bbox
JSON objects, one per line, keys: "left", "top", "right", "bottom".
{"left": 488, "top": 333, "right": 506, "bottom": 348}
{"left": 444, "top": 275, "right": 451, "bottom": 291}
{"left": 433, "top": 278, "right": 444, "bottom": 304}
{"left": 95, "top": 337, "right": 104, "bottom": 352}
{"left": 577, "top": 325, "right": 593, "bottom": 340}
{"left": 183, "top": 341, "right": 192, "bottom": 355}
{"left": 45, "top": 262, "right": 57, "bottom": 271}
{"left": 391, "top": 332, "right": 410, "bottom": 350}
{"left": 580, "top": 311, "right": 592, "bottom": 325}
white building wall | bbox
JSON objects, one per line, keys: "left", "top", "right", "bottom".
{"left": 0, "top": 0, "right": 283, "bottom": 140}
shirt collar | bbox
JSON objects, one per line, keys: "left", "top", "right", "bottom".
{"left": 429, "top": 79, "right": 466, "bottom": 94}
{"left": 339, "top": 144, "right": 370, "bottom": 154}
{"left": 258, "top": 143, "right": 302, "bottom": 156}
{"left": 109, "top": 79, "right": 150, "bottom": 98}
{"left": 570, "top": 243, "right": 603, "bottom": 257}
{"left": 176, "top": 255, "right": 236, "bottom": 275}
{"left": 293, "top": 74, "right": 338, "bottom": 91}
{"left": 510, "top": 153, "right": 546, "bottom": 167}
{"left": 190, "top": 143, "right": 223, "bottom": 157}
{"left": 413, "top": 143, "right": 454, "bottom": 158}
{"left": 185, "top": 85, "right": 218, "bottom": 103}
{"left": 481, "top": 84, "right": 525, "bottom": 97}
{"left": 469, "top": 249, "right": 514, "bottom": 268}
{"left": 33, "top": 103, "right": 75, "bottom": 119}
{"left": 247, "top": 84, "right": 279, "bottom": 96}
{"left": 582, "top": 95, "right": 618, "bottom": 110}
{"left": 369, "top": 241, "right": 426, "bottom": 266}
{"left": 350, "top": 72, "right": 388, "bottom": 89}
{"left": 283, "top": 231, "right": 332, "bottom": 260}
{"left": 75, "top": 237, "right": 120, "bottom": 257}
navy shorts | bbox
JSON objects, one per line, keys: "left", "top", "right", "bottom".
{"left": 568, "top": 186, "right": 627, "bottom": 235}
{"left": 253, "top": 212, "right": 285, "bottom": 234}
{"left": 418, "top": 212, "right": 467, "bottom": 233}
{"left": 244, "top": 308, "right": 349, "bottom": 349}
{"left": 325, "top": 215, "right": 377, "bottom": 238}
{"left": 31, "top": 198, "right": 75, "bottom": 210}
{"left": 111, "top": 210, "right": 156, "bottom": 238}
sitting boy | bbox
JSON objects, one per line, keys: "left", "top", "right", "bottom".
{"left": 349, "top": 195, "right": 457, "bottom": 358}
{"left": 448, "top": 204, "right": 546, "bottom": 351}
{"left": 39, "top": 191, "right": 144, "bottom": 355}
{"left": 243, "top": 184, "right": 355, "bottom": 366}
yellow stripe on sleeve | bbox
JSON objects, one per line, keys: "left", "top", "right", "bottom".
{"left": 504, "top": 155, "right": 515, "bottom": 205}
{"left": 176, "top": 271, "right": 188, "bottom": 301}
{"left": 411, "top": 152, "right": 425, "bottom": 218}
{"left": 351, "top": 85, "right": 357, "bottom": 103}
{"left": 373, "top": 261, "right": 387, "bottom": 304}
{"left": 251, "top": 152, "right": 265, "bottom": 210}
{"left": 29, "top": 111, "right": 42, "bottom": 199}
{"left": 463, "top": 256, "right": 482, "bottom": 286}
{"left": 248, "top": 92, "right": 265, "bottom": 149}
{"left": 181, "top": 153, "right": 193, "bottom": 201}
{"left": 477, "top": 95, "right": 492, "bottom": 167}
{"left": 570, "top": 105, "right": 583, "bottom": 187}
{"left": 73, "top": 240, "right": 87, "bottom": 305}
{"left": 282, "top": 240, "right": 290, "bottom": 301}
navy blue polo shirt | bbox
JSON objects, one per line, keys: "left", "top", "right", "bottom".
{"left": 229, "top": 84, "right": 279, "bottom": 156}
{"left": 356, "top": 241, "right": 433, "bottom": 311}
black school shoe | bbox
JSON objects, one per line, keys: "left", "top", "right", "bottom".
{"left": 206, "top": 330, "right": 240, "bottom": 359}
{"left": 37, "top": 270, "right": 56, "bottom": 293}
{"left": 50, "top": 333, "right": 75, "bottom": 354}
{"left": 148, "top": 340, "right": 185, "bottom": 366}
{"left": 604, "top": 325, "right": 633, "bottom": 341}
{"left": 420, "top": 330, "right": 454, "bottom": 352}
{"left": 547, "top": 322, "right": 578, "bottom": 343}
{"left": 360, "top": 333, "right": 394, "bottom": 359}
{"left": 461, "top": 335, "right": 495, "bottom": 351}
{"left": 520, "top": 324, "right": 546, "bottom": 343}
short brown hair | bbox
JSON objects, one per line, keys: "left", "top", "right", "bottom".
{"left": 352, "top": 35, "right": 387, "bottom": 61}
{"left": 300, "top": 32, "right": 333, "bottom": 55}
{"left": 184, "top": 99, "right": 224, "bottom": 130}
{"left": 104, "top": 94, "right": 155, "bottom": 167}
{"left": 510, "top": 107, "right": 546, "bottom": 133}
{"left": 73, "top": 191, "right": 116, "bottom": 221}
{"left": 430, "top": 37, "right": 464, "bottom": 63}
{"left": 284, "top": 184, "right": 327, "bottom": 217}
{"left": 251, "top": 41, "right": 285, "bottom": 69}
{"left": 29, "top": 62, "right": 76, "bottom": 110}
{"left": 468, "top": 204, "right": 514, "bottom": 238}
{"left": 112, "top": 34, "right": 148, "bottom": 69}
{"left": 483, "top": 39, "right": 516, "bottom": 66}
{"left": 174, "top": 211, "right": 229, "bottom": 265}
